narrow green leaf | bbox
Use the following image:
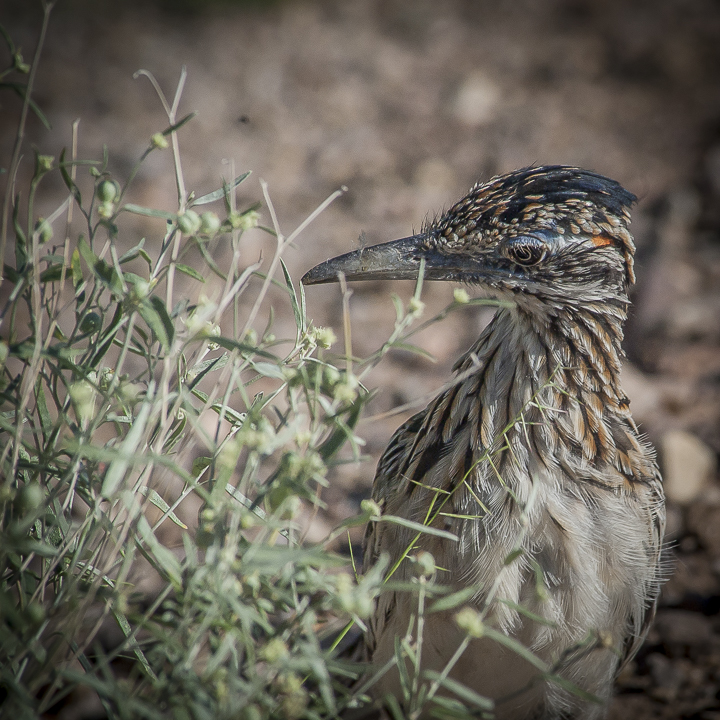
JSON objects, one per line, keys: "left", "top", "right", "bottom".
{"left": 149, "top": 295, "right": 174, "bottom": 347}
{"left": 426, "top": 695, "right": 473, "bottom": 713}
{"left": 137, "top": 301, "right": 169, "bottom": 350}
{"left": 188, "top": 354, "right": 228, "bottom": 391}
{"left": 251, "top": 361, "right": 286, "bottom": 380}
{"left": 195, "top": 238, "right": 226, "bottom": 280}
{"left": 134, "top": 512, "right": 183, "bottom": 587}
{"left": 190, "top": 353, "right": 229, "bottom": 377}
{"left": 2, "top": 263, "right": 20, "bottom": 283}
{"left": 209, "top": 403, "right": 246, "bottom": 426}
{"left": 497, "top": 599, "right": 556, "bottom": 626}
{"left": 162, "top": 412, "right": 187, "bottom": 454}
{"left": 192, "top": 171, "right": 251, "bottom": 206}
{"left": 123, "top": 204, "right": 176, "bottom": 220}
{"left": 112, "top": 609, "right": 159, "bottom": 681}
{"left": 175, "top": 263, "right": 205, "bottom": 282}
{"left": 161, "top": 112, "right": 196, "bottom": 136}
{"left": 299, "top": 278, "right": 307, "bottom": 333}
{"left": 423, "top": 671, "right": 494, "bottom": 710}
{"left": 71, "top": 247, "right": 82, "bottom": 288}
{"left": 482, "top": 626, "right": 549, "bottom": 671}
{"left": 118, "top": 239, "right": 146, "bottom": 264}
{"left": 377, "top": 514, "right": 458, "bottom": 542}
{"left": 428, "top": 586, "right": 479, "bottom": 614}
{"left": 59, "top": 148, "right": 82, "bottom": 206}
{"left": 101, "top": 393, "right": 153, "bottom": 498}
{"left": 34, "top": 376, "right": 52, "bottom": 432}
{"left": 280, "top": 258, "right": 303, "bottom": 337}
{"left": 6, "top": 82, "right": 51, "bottom": 129}
{"left": 138, "top": 486, "right": 188, "bottom": 529}
{"left": 192, "top": 456, "right": 212, "bottom": 477}
{"left": 394, "top": 635, "right": 411, "bottom": 697}
{"left": 78, "top": 236, "right": 123, "bottom": 296}
{"left": 190, "top": 388, "right": 209, "bottom": 403}
{"left": 225, "top": 484, "right": 266, "bottom": 518}
{"left": 389, "top": 342, "right": 435, "bottom": 360}
{"left": 503, "top": 547, "right": 524, "bottom": 565}
{"left": 13, "top": 194, "right": 27, "bottom": 269}
{"left": 384, "top": 694, "right": 406, "bottom": 720}
{"left": 544, "top": 673, "right": 601, "bottom": 703}
{"left": 89, "top": 303, "right": 123, "bottom": 366}
{"left": 318, "top": 397, "right": 364, "bottom": 462}
{"left": 211, "top": 336, "right": 278, "bottom": 360}
{"left": 39, "top": 263, "right": 67, "bottom": 283}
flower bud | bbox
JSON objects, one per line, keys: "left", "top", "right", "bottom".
{"left": 408, "top": 297, "right": 425, "bottom": 317}
{"left": 228, "top": 209, "right": 260, "bottom": 231}
{"left": 199, "top": 211, "right": 221, "bottom": 236}
{"left": 151, "top": 132, "right": 169, "bottom": 149}
{"left": 15, "top": 484, "right": 44, "bottom": 514}
{"left": 38, "top": 155, "right": 54, "bottom": 172}
{"left": 453, "top": 288, "right": 470, "bottom": 304}
{"left": 261, "top": 637, "right": 289, "bottom": 664}
{"left": 97, "top": 201, "right": 115, "bottom": 219}
{"left": 14, "top": 52, "right": 30, "bottom": 74}
{"left": 97, "top": 180, "right": 118, "bottom": 203}
{"left": 414, "top": 551, "right": 436, "bottom": 578}
{"left": 455, "top": 607, "right": 485, "bottom": 638}
{"left": 69, "top": 379, "right": 96, "bottom": 426}
{"left": 176, "top": 210, "right": 201, "bottom": 235}
{"left": 313, "top": 326, "right": 336, "bottom": 349}
{"left": 35, "top": 218, "right": 53, "bottom": 244}
{"left": 79, "top": 312, "right": 102, "bottom": 334}
{"left": 361, "top": 499, "right": 382, "bottom": 518}
{"left": 130, "top": 279, "right": 152, "bottom": 302}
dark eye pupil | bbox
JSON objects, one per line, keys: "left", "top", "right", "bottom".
{"left": 510, "top": 243, "right": 543, "bottom": 265}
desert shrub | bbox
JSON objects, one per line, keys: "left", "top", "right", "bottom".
{"left": 1, "top": 7, "right": 601, "bottom": 720}
{"left": 0, "top": 7, "right": 381, "bottom": 718}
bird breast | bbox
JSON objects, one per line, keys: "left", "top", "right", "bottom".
{"left": 366, "top": 307, "right": 664, "bottom": 716}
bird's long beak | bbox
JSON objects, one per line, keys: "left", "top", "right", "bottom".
{"left": 301, "top": 235, "right": 426, "bottom": 285}
{"left": 301, "top": 234, "right": 479, "bottom": 286}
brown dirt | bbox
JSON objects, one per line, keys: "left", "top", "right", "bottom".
{"left": 3, "top": 0, "right": 720, "bottom": 717}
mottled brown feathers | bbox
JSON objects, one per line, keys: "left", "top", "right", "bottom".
{"left": 302, "top": 165, "right": 665, "bottom": 719}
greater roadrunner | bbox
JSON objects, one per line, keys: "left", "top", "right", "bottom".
{"left": 302, "top": 166, "right": 665, "bottom": 719}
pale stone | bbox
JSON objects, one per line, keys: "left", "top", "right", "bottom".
{"left": 452, "top": 71, "right": 501, "bottom": 126}
{"left": 621, "top": 363, "right": 661, "bottom": 425}
{"left": 662, "top": 430, "right": 717, "bottom": 504}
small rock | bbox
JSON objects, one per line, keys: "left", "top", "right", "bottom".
{"left": 655, "top": 610, "right": 713, "bottom": 647}
{"left": 667, "top": 295, "right": 720, "bottom": 341}
{"left": 664, "top": 502, "right": 684, "bottom": 542}
{"left": 622, "top": 363, "right": 661, "bottom": 425}
{"left": 687, "top": 503, "right": 720, "bottom": 558}
{"left": 654, "top": 609, "right": 713, "bottom": 648}
{"left": 451, "top": 71, "right": 500, "bottom": 126}
{"left": 646, "top": 652, "right": 684, "bottom": 701}
{"left": 662, "top": 430, "right": 717, "bottom": 505}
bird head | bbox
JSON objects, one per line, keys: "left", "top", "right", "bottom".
{"left": 301, "top": 166, "right": 637, "bottom": 312}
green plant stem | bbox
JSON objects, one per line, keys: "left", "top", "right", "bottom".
{"left": 0, "top": 0, "right": 55, "bottom": 296}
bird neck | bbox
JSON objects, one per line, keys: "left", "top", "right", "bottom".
{"left": 456, "top": 300, "right": 629, "bottom": 421}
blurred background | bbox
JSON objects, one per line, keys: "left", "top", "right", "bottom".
{"left": 2, "top": 0, "right": 720, "bottom": 717}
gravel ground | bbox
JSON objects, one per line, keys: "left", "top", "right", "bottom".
{"left": 3, "top": 0, "right": 720, "bottom": 717}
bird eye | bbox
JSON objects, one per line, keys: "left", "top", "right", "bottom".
{"left": 504, "top": 236, "right": 547, "bottom": 267}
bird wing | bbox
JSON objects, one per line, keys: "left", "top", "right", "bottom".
{"left": 361, "top": 408, "right": 429, "bottom": 573}
{"left": 619, "top": 470, "right": 667, "bottom": 670}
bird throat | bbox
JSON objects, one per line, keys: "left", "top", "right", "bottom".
{"left": 447, "top": 300, "right": 632, "bottom": 482}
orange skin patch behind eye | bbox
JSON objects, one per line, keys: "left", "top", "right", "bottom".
{"left": 591, "top": 234, "right": 614, "bottom": 247}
